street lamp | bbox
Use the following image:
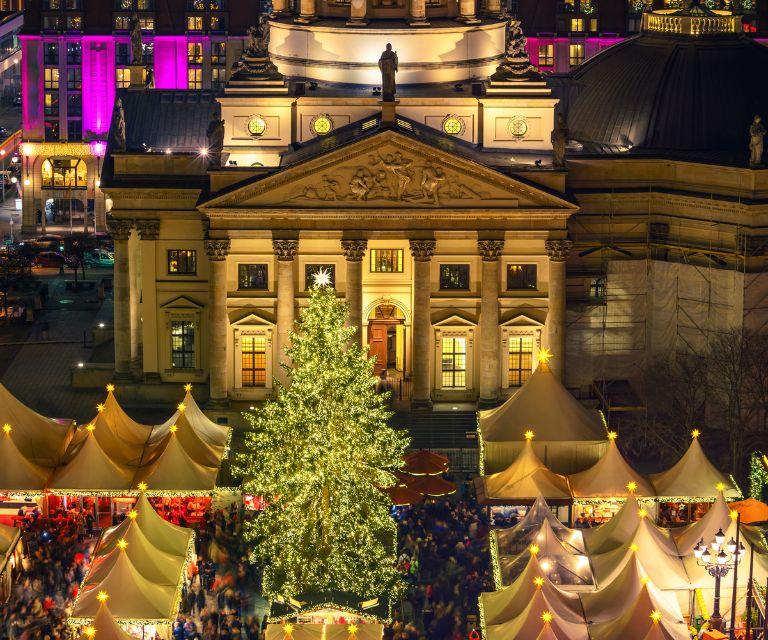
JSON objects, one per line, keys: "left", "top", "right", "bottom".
{"left": 693, "top": 529, "right": 745, "bottom": 631}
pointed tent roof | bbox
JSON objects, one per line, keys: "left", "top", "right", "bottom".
{"left": 76, "top": 602, "right": 137, "bottom": 640}
{"left": 91, "top": 520, "right": 185, "bottom": 585}
{"left": 497, "top": 495, "right": 585, "bottom": 556}
{"left": 73, "top": 549, "right": 178, "bottom": 622}
{"left": 590, "top": 517, "right": 690, "bottom": 590}
{"left": 98, "top": 388, "right": 155, "bottom": 448}
{"left": 155, "top": 388, "right": 230, "bottom": 449}
{"left": 671, "top": 491, "right": 732, "bottom": 556}
{"left": 69, "top": 412, "right": 147, "bottom": 467}
{"left": 484, "top": 587, "right": 590, "bottom": 640}
{"left": 480, "top": 553, "right": 585, "bottom": 626}
{"left": 133, "top": 430, "right": 219, "bottom": 494}
{"left": 534, "top": 624, "right": 573, "bottom": 640}
{"left": 0, "top": 383, "right": 73, "bottom": 465}
{"left": 483, "top": 438, "right": 571, "bottom": 501}
{"left": 478, "top": 361, "right": 605, "bottom": 443}
{"left": 568, "top": 436, "right": 654, "bottom": 498}
{"left": 580, "top": 553, "right": 683, "bottom": 624}
{"left": 48, "top": 430, "right": 134, "bottom": 493}
{"left": 132, "top": 492, "right": 193, "bottom": 556}
{"left": 0, "top": 426, "right": 51, "bottom": 492}
{"left": 157, "top": 412, "right": 224, "bottom": 468}
{"left": 649, "top": 434, "right": 739, "bottom": 500}
{"left": 586, "top": 583, "right": 690, "bottom": 640}
{"left": 583, "top": 493, "right": 644, "bottom": 555}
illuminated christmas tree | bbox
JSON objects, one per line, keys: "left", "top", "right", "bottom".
{"left": 236, "top": 271, "right": 408, "bottom": 600}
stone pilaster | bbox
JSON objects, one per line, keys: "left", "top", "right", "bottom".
{"left": 107, "top": 217, "right": 134, "bottom": 380}
{"left": 135, "top": 219, "right": 160, "bottom": 382}
{"left": 274, "top": 239, "right": 299, "bottom": 386}
{"left": 478, "top": 239, "right": 504, "bottom": 407}
{"left": 342, "top": 239, "right": 367, "bottom": 345}
{"left": 205, "top": 238, "right": 231, "bottom": 406}
{"left": 545, "top": 239, "right": 572, "bottom": 382}
{"left": 410, "top": 239, "right": 436, "bottom": 409}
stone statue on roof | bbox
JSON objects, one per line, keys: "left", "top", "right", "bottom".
{"left": 112, "top": 98, "right": 126, "bottom": 153}
{"left": 378, "top": 43, "right": 398, "bottom": 101}
{"left": 246, "top": 14, "right": 271, "bottom": 57}
{"left": 130, "top": 13, "right": 143, "bottom": 65}
{"left": 206, "top": 112, "right": 226, "bottom": 167}
{"left": 490, "top": 18, "right": 543, "bottom": 82}
{"left": 749, "top": 115, "right": 765, "bottom": 167}
{"left": 551, "top": 113, "right": 568, "bottom": 168}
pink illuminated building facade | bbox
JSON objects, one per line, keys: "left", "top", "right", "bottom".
{"left": 19, "top": 0, "right": 259, "bottom": 235}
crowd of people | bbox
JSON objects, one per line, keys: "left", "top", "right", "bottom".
{"left": 385, "top": 483, "right": 492, "bottom": 640}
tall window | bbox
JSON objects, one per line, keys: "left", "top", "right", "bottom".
{"left": 171, "top": 320, "right": 195, "bottom": 369}
{"left": 508, "top": 335, "right": 533, "bottom": 387}
{"left": 187, "top": 15, "right": 204, "bottom": 31}
{"left": 538, "top": 44, "right": 554, "bottom": 67}
{"left": 370, "top": 249, "right": 403, "bottom": 273}
{"left": 67, "top": 120, "right": 82, "bottom": 141}
{"left": 439, "top": 264, "right": 470, "bottom": 290}
{"left": 188, "top": 68, "right": 203, "bottom": 89}
{"left": 238, "top": 264, "right": 268, "bottom": 290}
{"left": 114, "top": 15, "right": 131, "bottom": 30}
{"left": 44, "top": 43, "right": 59, "bottom": 65}
{"left": 569, "top": 43, "right": 585, "bottom": 66}
{"left": 571, "top": 17, "right": 584, "bottom": 30}
{"left": 168, "top": 249, "right": 197, "bottom": 274}
{"left": 441, "top": 337, "right": 467, "bottom": 389}
{"left": 66, "top": 68, "right": 81, "bottom": 90}
{"left": 116, "top": 68, "right": 130, "bottom": 88}
{"left": 241, "top": 336, "right": 267, "bottom": 387}
{"left": 44, "top": 68, "right": 59, "bottom": 90}
{"left": 305, "top": 264, "right": 335, "bottom": 288}
{"left": 187, "top": 42, "right": 203, "bottom": 63}
{"left": 67, "top": 93, "right": 82, "bottom": 116}
{"left": 66, "top": 42, "right": 81, "bottom": 65}
{"left": 211, "top": 41, "right": 226, "bottom": 64}
{"left": 507, "top": 264, "right": 537, "bottom": 290}
{"left": 44, "top": 92, "right": 59, "bottom": 116}
{"left": 211, "top": 67, "right": 226, "bottom": 90}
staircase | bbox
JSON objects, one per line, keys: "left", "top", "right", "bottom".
{"left": 407, "top": 409, "right": 478, "bottom": 450}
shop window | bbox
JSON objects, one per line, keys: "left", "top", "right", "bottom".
{"left": 370, "top": 249, "right": 403, "bottom": 273}
{"left": 171, "top": 320, "right": 196, "bottom": 369}
{"left": 167, "top": 249, "right": 197, "bottom": 274}
{"left": 41, "top": 157, "right": 87, "bottom": 188}
{"left": 439, "top": 264, "right": 470, "bottom": 290}
{"left": 238, "top": 264, "right": 268, "bottom": 290}
{"left": 507, "top": 264, "right": 537, "bottom": 290}
{"left": 508, "top": 335, "right": 534, "bottom": 387}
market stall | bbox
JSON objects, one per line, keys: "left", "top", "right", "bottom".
{"left": 0, "top": 521, "right": 20, "bottom": 601}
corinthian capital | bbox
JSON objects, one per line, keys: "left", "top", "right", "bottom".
{"left": 273, "top": 239, "right": 299, "bottom": 261}
{"left": 135, "top": 219, "right": 160, "bottom": 241}
{"left": 409, "top": 239, "right": 436, "bottom": 262}
{"left": 545, "top": 239, "right": 573, "bottom": 262}
{"left": 341, "top": 239, "right": 368, "bottom": 262}
{"left": 204, "top": 239, "right": 231, "bottom": 261}
{"left": 478, "top": 239, "right": 505, "bottom": 262}
{"left": 106, "top": 217, "right": 133, "bottom": 241}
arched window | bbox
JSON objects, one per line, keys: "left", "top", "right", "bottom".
{"left": 41, "top": 157, "right": 87, "bottom": 189}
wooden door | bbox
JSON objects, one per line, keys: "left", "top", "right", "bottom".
{"left": 368, "top": 322, "right": 388, "bottom": 374}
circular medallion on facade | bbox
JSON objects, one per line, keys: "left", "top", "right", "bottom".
{"left": 442, "top": 115, "right": 465, "bottom": 136}
{"left": 508, "top": 117, "right": 528, "bottom": 138}
{"left": 311, "top": 114, "right": 334, "bottom": 136}
{"left": 247, "top": 115, "right": 267, "bottom": 137}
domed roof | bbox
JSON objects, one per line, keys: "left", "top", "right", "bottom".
{"left": 565, "top": 9, "right": 768, "bottom": 163}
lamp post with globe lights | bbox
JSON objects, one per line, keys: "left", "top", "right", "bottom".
{"left": 693, "top": 528, "right": 745, "bottom": 632}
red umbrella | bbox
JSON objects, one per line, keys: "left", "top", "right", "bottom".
{"left": 403, "top": 450, "right": 450, "bottom": 475}
{"left": 383, "top": 484, "right": 424, "bottom": 506}
{"left": 402, "top": 474, "right": 457, "bottom": 497}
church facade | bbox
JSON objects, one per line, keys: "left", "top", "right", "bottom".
{"left": 101, "top": 5, "right": 768, "bottom": 415}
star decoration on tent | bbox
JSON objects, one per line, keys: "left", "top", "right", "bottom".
{"left": 96, "top": 403, "right": 105, "bottom": 413}
{"left": 127, "top": 510, "right": 138, "bottom": 519}
{"left": 626, "top": 481, "right": 638, "bottom": 493}
{"left": 96, "top": 590, "right": 109, "bottom": 603}
{"left": 716, "top": 482, "right": 726, "bottom": 492}
{"left": 533, "top": 576, "right": 545, "bottom": 588}
{"left": 83, "top": 626, "right": 96, "bottom": 638}
{"left": 529, "top": 543, "right": 540, "bottom": 555}
{"left": 184, "top": 383, "right": 193, "bottom": 392}
{"left": 347, "top": 623, "right": 358, "bottom": 638}
{"left": 137, "top": 482, "right": 148, "bottom": 492}
{"left": 691, "top": 428, "right": 701, "bottom": 438}
{"left": 312, "top": 267, "right": 332, "bottom": 288}
{"left": 729, "top": 509, "right": 739, "bottom": 521}
{"left": 524, "top": 430, "right": 535, "bottom": 441}
{"left": 540, "top": 610, "right": 553, "bottom": 624}
{"left": 106, "top": 384, "right": 115, "bottom": 393}
{"left": 638, "top": 508, "right": 647, "bottom": 518}
{"left": 169, "top": 424, "right": 178, "bottom": 434}
{"left": 282, "top": 622, "right": 294, "bottom": 639}
{"left": 2, "top": 423, "right": 10, "bottom": 435}
{"left": 607, "top": 431, "right": 618, "bottom": 440}
{"left": 650, "top": 610, "right": 662, "bottom": 623}
{"left": 117, "top": 538, "right": 128, "bottom": 550}
{"left": 86, "top": 423, "right": 95, "bottom": 432}
{"left": 537, "top": 348, "right": 552, "bottom": 364}
{"left": 177, "top": 402, "right": 186, "bottom": 413}
{"left": 629, "top": 543, "right": 639, "bottom": 552}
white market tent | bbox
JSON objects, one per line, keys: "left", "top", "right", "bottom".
{"left": 129, "top": 492, "right": 193, "bottom": 556}
{"left": 583, "top": 493, "right": 646, "bottom": 555}
{"left": 649, "top": 434, "right": 740, "bottom": 500}
{"left": 0, "top": 383, "right": 73, "bottom": 466}
{"left": 478, "top": 359, "right": 607, "bottom": 474}
{"left": 155, "top": 388, "right": 231, "bottom": 450}
{"left": 568, "top": 435, "right": 654, "bottom": 499}
{"left": 479, "top": 437, "right": 572, "bottom": 504}
{"left": 671, "top": 491, "right": 732, "bottom": 556}
{"left": 0, "top": 425, "right": 51, "bottom": 492}
{"left": 265, "top": 624, "right": 384, "bottom": 640}
{"left": 75, "top": 602, "right": 138, "bottom": 640}
{"left": 0, "top": 521, "right": 21, "bottom": 599}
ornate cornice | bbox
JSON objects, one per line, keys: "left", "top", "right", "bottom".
{"left": 135, "top": 219, "right": 160, "bottom": 241}
{"left": 545, "top": 239, "right": 573, "bottom": 262}
{"left": 106, "top": 217, "right": 133, "bottom": 240}
{"left": 204, "top": 239, "right": 231, "bottom": 261}
{"left": 478, "top": 239, "right": 505, "bottom": 261}
{"left": 273, "top": 239, "right": 299, "bottom": 261}
{"left": 341, "top": 239, "right": 368, "bottom": 262}
{"left": 409, "top": 239, "right": 436, "bottom": 262}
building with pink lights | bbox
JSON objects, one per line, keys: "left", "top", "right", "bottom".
{"left": 19, "top": 0, "right": 260, "bottom": 236}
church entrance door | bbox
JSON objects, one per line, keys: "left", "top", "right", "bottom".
{"left": 367, "top": 304, "right": 405, "bottom": 375}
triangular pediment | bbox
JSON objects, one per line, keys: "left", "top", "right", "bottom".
{"left": 160, "top": 295, "right": 203, "bottom": 310}
{"left": 501, "top": 313, "right": 545, "bottom": 327}
{"left": 202, "top": 129, "right": 578, "bottom": 213}
{"left": 231, "top": 312, "right": 274, "bottom": 327}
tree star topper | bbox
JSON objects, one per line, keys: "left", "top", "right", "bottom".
{"left": 311, "top": 267, "right": 333, "bottom": 289}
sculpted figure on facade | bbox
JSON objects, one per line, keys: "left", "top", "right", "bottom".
{"left": 112, "top": 98, "right": 127, "bottom": 152}
{"left": 420, "top": 162, "right": 446, "bottom": 205}
{"left": 552, "top": 113, "right": 568, "bottom": 168}
{"left": 749, "top": 115, "right": 765, "bottom": 167}
{"left": 130, "top": 13, "right": 143, "bottom": 65}
{"left": 206, "top": 113, "right": 226, "bottom": 167}
{"left": 378, "top": 44, "right": 398, "bottom": 100}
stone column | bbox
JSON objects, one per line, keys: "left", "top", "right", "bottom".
{"left": 342, "top": 239, "right": 367, "bottom": 345}
{"left": 108, "top": 218, "right": 134, "bottom": 380}
{"left": 135, "top": 219, "right": 160, "bottom": 382}
{"left": 274, "top": 239, "right": 299, "bottom": 386}
{"left": 205, "top": 238, "right": 231, "bottom": 406}
{"left": 409, "top": 0, "right": 429, "bottom": 26}
{"left": 348, "top": 0, "right": 368, "bottom": 24}
{"left": 458, "top": 0, "right": 480, "bottom": 23}
{"left": 545, "top": 239, "right": 572, "bottom": 383}
{"left": 272, "top": 0, "right": 289, "bottom": 15}
{"left": 296, "top": 0, "right": 318, "bottom": 23}
{"left": 128, "top": 233, "right": 140, "bottom": 369}
{"left": 410, "top": 239, "right": 436, "bottom": 409}
{"left": 478, "top": 239, "right": 504, "bottom": 407}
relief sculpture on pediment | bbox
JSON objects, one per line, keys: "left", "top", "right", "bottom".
{"left": 288, "top": 152, "right": 484, "bottom": 206}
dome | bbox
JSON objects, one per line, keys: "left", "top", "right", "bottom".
{"left": 564, "top": 9, "right": 768, "bottom": 162}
